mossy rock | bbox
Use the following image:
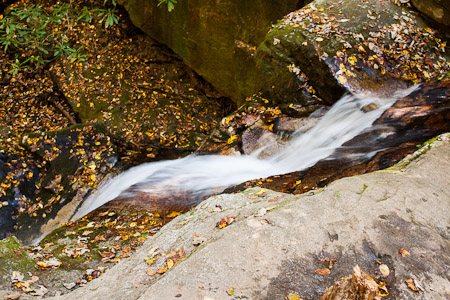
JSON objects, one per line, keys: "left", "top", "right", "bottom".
{"left": 0, "top": 236, "right": 36, "bottom": 287}
{"left": 255, "top": 0, "right": 450, "bottom": 109}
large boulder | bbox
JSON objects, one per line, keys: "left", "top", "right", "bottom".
{"left": 255, "top": 0, "right": 450, "bottom": 110}
{"left": 411, "top": 0, "right": 450, "bottom": 33}
{"left": 117, "top": 0, "right": 303, "bottom": 104}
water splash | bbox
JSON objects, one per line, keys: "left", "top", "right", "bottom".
{"left": 72, "top": 86, "right": 418, "bottom": 220}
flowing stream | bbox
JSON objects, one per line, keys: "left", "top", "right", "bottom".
{"left": 72, "top": 86, "right": 417, "bottom": 220}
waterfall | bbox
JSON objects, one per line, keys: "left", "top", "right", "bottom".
{"left": 71, "top": 86, "right": 418, "bottom": 220}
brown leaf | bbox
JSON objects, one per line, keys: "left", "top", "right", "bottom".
{"left": 316, "top": 268, "right": 331, "bottom": 275}
{"left": 405, "top": 278, "right": 424, "bottom": 294}
{"left": 146, "top": 268, "right": 156, "bottom": 276}
{"left": 216, "top": 216, "right": 235, "bottom": 229}
{"left": 268, "top": 195, "right": 283, "bottom": 202}
{"left": 320, "top": 257, "right": 337, "bottom": 269}
{"left": 94, "top": 235, "right": 106, "bottom": 242}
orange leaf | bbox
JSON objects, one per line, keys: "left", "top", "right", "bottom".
{"left": 399, "top": 248, "right": 410, "bottom": 257}
{"left": 316, "top": 268, "right": 331, "bottom": 275}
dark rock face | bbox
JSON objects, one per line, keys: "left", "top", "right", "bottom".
{"left": 412, "top": 0, "right": 450, "bottom": 34}
{"left": 117, "top": 0, "right": 303, "bottom": 104}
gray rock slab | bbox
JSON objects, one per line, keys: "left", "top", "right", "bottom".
{"left": 46, "top": 134, "right": 450, "bottom": 300}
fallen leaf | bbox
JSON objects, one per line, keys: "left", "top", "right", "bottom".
{"left": 320, "top": 257, "right": 337, "bottom": 269}
{"left": 167, "top": 259, "right": 174, "bottom": 269}
{"left": 144, "top": 256, "right": 158, "bottom": 266}
{"left": 399, "top": 248, "right": 410, "bottom": 257}
{"left": 379, "top": 264, "right": 390, "bottom": 277}
{"left": 286, "top": 294, "right": 301, "bottom": 300}
{"left": 226, "top": 287, "right": 235, "bottom": 295}
{"left": 316, "top": 268, "right": 331, "bottom": 275}
{"left": 216, "top": 216, "right": 235, "bottom": 229}
{"left": 146, "top": 268, "right": 156, "bottom": 276}
{"left": 6, "top": 293, "right": 21, "bottom": 300}
{"left": 405, "top": 278, "right": 424, "bottom": 294}
{"left": 166, "top": 211, "right": 181, "bottom": 218}
{"left": 378, "top": 282, "right": 389, "bottom": 296}
{"left": 268, "top": 195, "right": 283, "bottom": 202}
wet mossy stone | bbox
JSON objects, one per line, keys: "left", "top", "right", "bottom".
{"left": 0, "top": 236, "right": 36, "bottom": 287}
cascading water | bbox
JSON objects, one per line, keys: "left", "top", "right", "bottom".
{"left": 72, "top": 86, "right": 418, "bottom": 221}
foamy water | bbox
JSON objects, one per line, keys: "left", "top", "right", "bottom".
{"left": 71, "top": 86, "right": 417, "bottom": 220}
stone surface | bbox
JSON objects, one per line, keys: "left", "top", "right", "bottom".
{"left": 38, "top": 133, "right": 450, "bottom": 300}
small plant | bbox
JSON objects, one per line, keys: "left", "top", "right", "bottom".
{"left": 158, "top": 0, "right": 177, "bottom": 12}
{"left": 0, "top": 1, "right": 120, "bottom": 73}
{"left": 96, "top": 7, "right": 119, "bottom": 28}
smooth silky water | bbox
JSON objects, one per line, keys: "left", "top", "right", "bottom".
{"left": 71, "top": 86, "right": 418, "bottom": 221}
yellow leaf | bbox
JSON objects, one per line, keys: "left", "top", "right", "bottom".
{"left": 255, "top": 189, "right": 266, "bottom": 195}
{"left": 37, "top": 261, "right": 47, "bottom": 268}
{"left": 227, "top": 135, "right": 238, "bottom": 144}
{"left": 287, "top": 294, "right": 301, "bottom": 300}
{"left": 348, "top": 56, "right": 357, "bottom": 65}
{"left": 166, "top": 211, "right": 181, "bottom": 218}
{"left": 167, "top": 259, "right": 174, "bottom": 269}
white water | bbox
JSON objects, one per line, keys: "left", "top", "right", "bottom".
{"left": 71, "top": 86, "right": 417, "bottom": 220}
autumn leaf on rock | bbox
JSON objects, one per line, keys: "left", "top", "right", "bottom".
{"left": 405, "top": 278, "right": 424, "bottom": 294}
{"left": 316, "top": 268, "right": 331, "bottom": 275}
{"left": 146, "top": 268, "right": 156, "bottom": 276}
{"left": 319, "top": 257, "right": 337, "bottom": 269}
{"left": 399, "top": 247, "right": 410, "bottom": 257}
{"left": 166, "top": 211, "right": 181, "bottom": 218}
{"left": 379, "top": 264, "right": 390, "bottom": 277}
{"left": 216, "top": 216, "right": 235, "bottom": 229}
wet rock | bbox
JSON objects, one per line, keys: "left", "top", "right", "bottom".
{"left": 274, "top": 115, "right": 319, "bottom": 135}
{"left": 234, "top": 80, "right": 450, "bottom": 195}
{"left": 15, "top": 124, "right": 118, "bottom": 245}
{"left": 241, "top": 121, "right": 285, "bottom": 158}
